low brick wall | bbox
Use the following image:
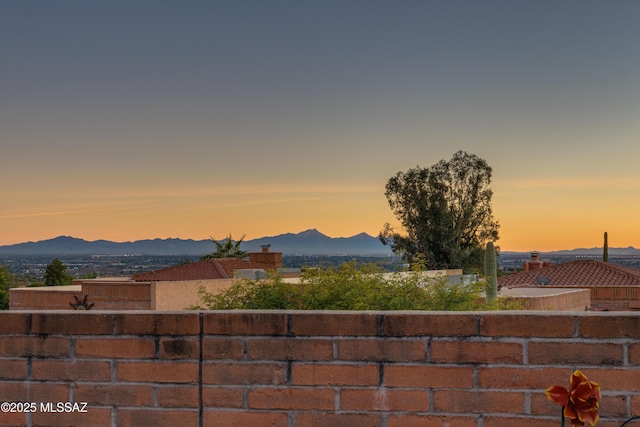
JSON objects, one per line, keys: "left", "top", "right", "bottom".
{"left": 9, "top": 282, "right": 152, "bottom": 311}
{"left": 0, "top": 311, "right": 639, "bottom": 426}
{"left": 8, "top": 287, "right": 83, "bottom": 310}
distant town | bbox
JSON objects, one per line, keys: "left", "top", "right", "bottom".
{"left": 2, "top": 252, "right": 640, "bottom": 287}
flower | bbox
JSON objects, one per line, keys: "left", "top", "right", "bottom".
{"left": 546, "top": 370, "right": 601, "bottom": 426}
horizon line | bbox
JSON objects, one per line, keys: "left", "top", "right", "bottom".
{"left": 0, "top": 233, "right": 633, "bottom": 254}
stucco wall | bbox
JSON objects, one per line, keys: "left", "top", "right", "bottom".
{"left": 0, "top": 310, "right": 639, "bottom": 426}
{"left": 151, "top": 279, "right": 235, "bottom": 310}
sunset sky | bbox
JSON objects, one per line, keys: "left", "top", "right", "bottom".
{"left": 2, "top": 1, "right": 639, "bottom": 251}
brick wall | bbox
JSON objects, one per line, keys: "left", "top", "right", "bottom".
{"left": 0, "top": 311, "right": 639, "bottom": 426}
{"left": 10, "top": 282, "right": 152, "bottom": 311}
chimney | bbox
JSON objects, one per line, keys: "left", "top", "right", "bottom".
{"left": 249, "top": 245, "right": 282, "bottom": 268}
{"left": 523, "top": 251, "right": 550, "bottom": 271}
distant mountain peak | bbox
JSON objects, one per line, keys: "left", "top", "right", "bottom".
{"left": 351, "top": 232, "right": 373, "bottom": 238}
{"left": 298, "top": 228, "right": 325, "bottom": 237}
{"left": 52, "top": 235, "right": 82, "bottom": 241}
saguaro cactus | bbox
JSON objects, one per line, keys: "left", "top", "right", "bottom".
{"left": 603, "top": 231, "right": 608, "bottom": 263}
{"left": 484, "top": 241, "right": 498, "bottom": 304}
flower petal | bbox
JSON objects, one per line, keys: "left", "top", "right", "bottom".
{"left": 580, "top": 408, "right": 599, "bottom": 426}
{"left": 565, "top": 403, "right": 579, "bottom": 420}
{"left": 570, "top": 370, "right": 589, "bottom": 390}
{"left": 546, "top": 385, "right": 569, "bottom": 406}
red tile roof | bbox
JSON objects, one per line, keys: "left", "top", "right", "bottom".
{"left": 132, "top": 258, "right": 277, "bottom": 282}
{"left": 498, "top": 260, "right": 640, "bottom": 288}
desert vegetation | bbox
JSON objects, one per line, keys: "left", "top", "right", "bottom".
{"left": 191, "top": 260, "right": 518, "bottom": 311}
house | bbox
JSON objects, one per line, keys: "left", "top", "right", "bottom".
{"left": 132, "top": 252, "right": 284, "bottom": 282}
{"left": 9, "top": 247, "right": 295, "bottom": 311}
{"left": 498, "top": 258, "right": 640, "bottom": 310}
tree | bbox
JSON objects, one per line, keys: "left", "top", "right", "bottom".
{"left": 0, "top": 265, "right": 13, "bottom": 288}
{"left": 44, "top": 258, "right": 73, "bottom": 286}
{"left": 380, "top": 151, "right": 499, "bottom": 271}
{"left": 0, "top": 265, "right": 15, "bottom": 310}
{"left": 200, "top": 234, "right": 248, "bottom": 259}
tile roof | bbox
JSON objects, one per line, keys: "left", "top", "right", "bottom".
{"left": 132, "top": 258, "right": 277, "bottom": 282}
{"left": 498, "top": 260, "right": 640, "bottom": 288}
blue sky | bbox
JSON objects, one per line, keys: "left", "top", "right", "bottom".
{"left": 1, "top": 1, "right": 639, "bottom": 250}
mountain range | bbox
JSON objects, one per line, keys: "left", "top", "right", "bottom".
{"left": 0, "top": 229, "right": 394, "bottom": 256}
{"left": 0, "top": 230, "right": 638, "bottom": 257}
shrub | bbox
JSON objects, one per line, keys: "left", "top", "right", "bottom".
{"left": 190, "top": 261, "right": 518, "bottom": 311}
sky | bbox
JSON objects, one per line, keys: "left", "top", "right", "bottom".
{"left": 1, "top": 1, "right": 639, "bottom": 252}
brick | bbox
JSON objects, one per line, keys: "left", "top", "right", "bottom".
{"left": 0, "top": 382, "right": 69, "bottom": 403}
{"left": 0, "top": 313, "right": 30, "bottom": 333}
{"left": 203, "top": 362, "right": 286, "bottom": 385}
{"left": 247, "top": 338, "right": 333, "bottom": 360}
{"left": 32, "top": 360, "right": 111, "bottom": 381}
{"left": 32, "top": 312, "right": 113, "bottom": 335}
{"left": 159, "top": 337, "right": 199, "bottom": 359}
{"left": 117, "top": 361, "right": 198, "bottom": 383}
{"left": 117, "top": 409, "right": 199, "bottom": 427}
{"left": 32, "top": 408, "right": 112, "bottom": 427}
{"left": 338, "top": 338, "right": 426, "bottom": 362}
{"left": 531, "top": 390, "right": 627, "bottom": 425}
{"left": 0, "top": 410, "right": 26, "bottom": 427}
{"left": 595, "top": 394, "right": 627, "bottom": 418}
{"left": 478, "top": 367, "right": 568, "bottom": 389}
{"left": 75, "top": 337, "right": 155, "bottom": 358}
{"left": 249, "top": 388, "right": 334, "bottom": 410}
{"left": 528, "top": 342, "right": 623, "bottom": 365}
{"left": 292, "top": 363, "right": 378, "bottom": 386}
{"left": 73, "top": 383, "right": 154, "bottom": 407}
{"left": 433, "top": 390, "right": 525, "bottom": 414}
{"left": 114, "top": 313, "right": 199, "bottom": 335}
{"left": 295, "top": 412, "right": 382, "bottom": 427}
{"left": 592, "top": 421, "right": 630, "bottom": 427}
{"left": 203, "top": 311, "right": 287, "bottom": 335}
{"left": 632, "top": 394, "right": 640, "bottom": 415}
{"left": 384, "top": 365, "right": 473, "bottom": 388}
{"left": 0, "top": 336, "right": 70, "bottom": 357}
{"left": 157, "top": 385, "right": 199, "bottom": 408}
{"left": 290, "top": 312, "right": 381, "bottom": 336}
{"left": 530, "top": 391, "right": 572, "bottom": 416}
{"left": 387, "top": 414, "right": 478, "bottom": 427}
{"left": 431, "top": 340, "right": 522, "bottom": 364}
{"left": 202, "top": 387, "right": 244, "bottom": 408}
{"left": 203, "top": 337, "right": 244, "bottom": 359}
{"left": 580, "top": 368, "right": 640, "bottom": 391}
{"left": 384, "top": 313, "right": 478, "bottom": 337}
{"left": 203, "top": 410, "right": 287, "bottom": 426}
{"left": 629, "top": 343, "right": 640, "bottom": 365}
{"left": 531, "top": 392, "right": 633, "bottom": 420}
{"left": 528, "top": 391, "right": 626, "bottom": 419}
{"left": 579, "top": 315, "right": 640, "bottom": 338}
{"left": 0, "top": 359, "right": 27, "bottom": 380}
{"left": 482, "top": 417, "right": 558, "bottom": 427}
{"left": 480, "top": 313, "right": 575, "bottom": 337}
{"left": 340, "top": 388, "right": 428, "bottom": 411}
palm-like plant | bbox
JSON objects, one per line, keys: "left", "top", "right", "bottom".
{"left": 201, "top": 234, "right": 248, "bottom": 259}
